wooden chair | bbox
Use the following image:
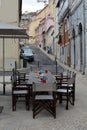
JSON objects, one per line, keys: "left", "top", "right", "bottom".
{"left": 11, "top": 68, "right": 28, "bottom": 85}
{"left": 55, "top": 72, "right": 70, "bottom": 90}
{"left": 11, "top": 70, "right": 30, "bottom": 111}
{"left": 17, "top": 71, "right": 26, "bottom": 84}
{"left": 32, "top": 82, "right": 56, "bottom": 119}
{"left": 56, "top": 72, "right": 76, "bottom": 110}
{"left": 0, "top": 106, "right": 4, "bottom": 113}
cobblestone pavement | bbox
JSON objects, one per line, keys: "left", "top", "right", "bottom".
{"left": 0, "top": 72, "right": 87, "bottom": 130}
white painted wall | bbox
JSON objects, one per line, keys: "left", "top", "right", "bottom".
{"left": 69, "top": 0, "right": 87, "bottom": 74}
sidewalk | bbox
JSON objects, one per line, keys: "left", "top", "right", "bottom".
{"left": 0, "top": 72, "right": 87, "bottom": 130}
{"left": 0, "top": 48, "right": 87, "bottom": 130}
{"left": 39, "top": 47, "right": 79, "bottom": 74}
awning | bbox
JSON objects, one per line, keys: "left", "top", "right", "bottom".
{"left": 0, "top": 22, "right": 29, "bottom": 95}
{"left": 0, "top": 22, "right": 29, "bottom": 39}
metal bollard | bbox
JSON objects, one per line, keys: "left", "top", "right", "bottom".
{"left": 55, "top": 56, "right": 57, "bottom": 75}
{"left": 56, "top": 61, "right": 57, "bottom": 75}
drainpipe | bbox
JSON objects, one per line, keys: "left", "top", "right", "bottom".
{"left": 83, "top": 0, "right": 86, "bottom": 74}
{"left": 3, "top": 37, "right": 6, "bottom": 94}
{"left": 69, "top": 37, "right": 71, "bottom": 67}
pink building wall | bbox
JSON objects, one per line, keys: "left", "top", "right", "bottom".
{"left": 37, "top": 14, "right": 54, "bottom": 44}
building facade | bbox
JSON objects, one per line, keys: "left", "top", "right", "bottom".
{"left": 35, "top": 0, "right": 55, "bottom": 53}
{"left": 20, "top": 11, "right": 37, "bottom": 44}
{"left": 54, "top": 0, "right": 60, "bottom": 58}
{"left": 0, "top": 0, "right": 22, "bottom": 70}
{"left": 56, "top": 0, "right": 87, "bottom": 75}
{"left": 56, "top": 0, "right": 70, "bottom": 65}
{"left": 69, "top": 0, "right": 87, "bottom": 74}
{"left": 29, "top": 5, "right": 49, "bottom": 45}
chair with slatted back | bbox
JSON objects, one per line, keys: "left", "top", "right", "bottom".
{"left": 11, "top": 68, "right": 28, "bottom": 85}
{"left": 11, "top": 70, "right": 30, "bottom": 111}
{"left": 56, "top": 72, "right": 76, "bottom": 110}
{"left": 32, "top": 82, "right": 56, "bottom": 119}
{"left": 55, "top": 71, "right": 71, "bottom": 87}
{"left": 15, "top": 69, "right": 28, "bottom": 85}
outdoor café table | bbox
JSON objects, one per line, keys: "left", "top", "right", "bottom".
{"left": 27, "top": 71, "right": 56, "bottom": 85}
{"left": 26, "top": 71, "right": 56, "bottom": 108}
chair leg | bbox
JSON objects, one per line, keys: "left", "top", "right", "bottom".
{"left": 66, "top": 94, "right": 69, "bottom": 110}
{"left": 72, "top": 98, "right": 74, "bottom": 105}
{"left": 12, "top": 95, "right": 14, "bottom": 111}
{"left": 26, "top": 96, "right": 30, "bottom": 110}
{"left": 72, "top": 91, "right": 75, "bottom": 105}
{"left": 69, "top": 93, "right": 74, "bottom": 106}
{"left": 33, "top": 100, "right": 35, "bottom": 119}
{"left": 53, "top": 101, "right": 56, "bottom": 119}
{"left": 12, "top": 95, "right": 16, "bottom": 111}
{"left": 59, "top": 94, "right": 62, "bottom": 104}
{"left": 73, "top": 86, "right": 75, "bottom": 101}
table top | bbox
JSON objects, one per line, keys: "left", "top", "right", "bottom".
{"left": 27, "top": 71, "right": 56, "bottom": 85}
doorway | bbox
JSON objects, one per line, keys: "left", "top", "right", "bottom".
{"left": 72, "top": 28, "right": 76, "bottom": 68}
{"left": 78, "top": 23, "right": 83, "bottom": 71}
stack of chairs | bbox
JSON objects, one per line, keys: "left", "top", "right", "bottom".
{"left": 55, "top": 70, "right": 76, "bottom": 110}
{"left": 11, "top": 68, "right": 30, "bottom": 111}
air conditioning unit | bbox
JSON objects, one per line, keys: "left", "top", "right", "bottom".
{"left": 5, "top": 58, "right": 16, "bottom": 70}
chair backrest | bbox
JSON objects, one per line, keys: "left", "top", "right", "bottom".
{"left": 67, "top": 73, "right": 76, "bottom": 86}
{"left": 11, "top": 68, "right": 21, "bottom": 87}
{"left": 33, "top": 82, "right": 56, "bottom": 92}
{"left": 67, "top": 70, "right": 71, "bottom": 77}
{"left": 72, "top": 72, "right": 76, "bottom": 78}
{"left": 11, "top": 72, "right": 17, "bottom": 87}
